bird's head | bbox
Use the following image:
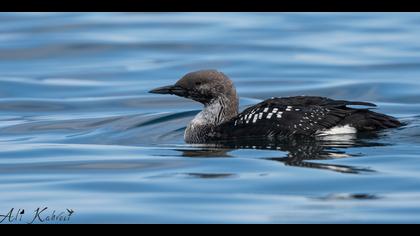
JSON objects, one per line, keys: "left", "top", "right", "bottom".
{"left": 149, "top": 70, "right": 237, "bottom": 105}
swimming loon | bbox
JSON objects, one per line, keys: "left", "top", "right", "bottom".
{"left": 149, "top": 70, "right": 402, "bottom": 144}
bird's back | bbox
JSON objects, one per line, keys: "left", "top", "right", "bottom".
{"left": 211, "top": 96, "right": 401, "bottom": 141}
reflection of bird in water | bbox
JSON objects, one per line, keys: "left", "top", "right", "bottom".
{"left": 176, "top": 133, "right": 389, "bottom": 174}
{"left": 177, "top": 148, "right": 232, "bottom": 158}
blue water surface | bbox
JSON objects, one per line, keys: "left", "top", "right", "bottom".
{"left": 1, "top": 13, "right": 420, "bottom": 223}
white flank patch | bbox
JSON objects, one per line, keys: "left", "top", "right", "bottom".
{"left": 317, "top": 125, "right": 357, "bottom": 136}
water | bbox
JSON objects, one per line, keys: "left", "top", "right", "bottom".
{"left": 0, "top": 13, "right": 420, "bottom": 224}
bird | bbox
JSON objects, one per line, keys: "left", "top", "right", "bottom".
{"left": 149, "top": 69, "right": 402, "bottom": 144}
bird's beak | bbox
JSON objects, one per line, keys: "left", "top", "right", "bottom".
{"left": 149, "top": 85, "right": 188, "bottom": 97}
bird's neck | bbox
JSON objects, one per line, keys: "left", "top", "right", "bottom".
{"left": 197, "top": 95, "right": 239, "bottom": 126}
{"left": 185, "top": 95, "right": 238, "bottom": 143}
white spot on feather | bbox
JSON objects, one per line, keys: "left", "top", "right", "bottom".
{"left": 252, "top": 114, "right": 258, "bottom": 123}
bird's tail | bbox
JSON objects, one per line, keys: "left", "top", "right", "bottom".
{"left": 363, "top": 110, "right": 402, "bottom": 130}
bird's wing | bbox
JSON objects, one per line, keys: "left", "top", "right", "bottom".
{"left": 215, "top": 97, "right": 375, "bottom": 138}
{"left": 259, "top": 96, "right": 377, "bottom": 108}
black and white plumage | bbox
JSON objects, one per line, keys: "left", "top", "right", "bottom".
{"left": 149, "top": 70, "right": 402, "bottom": 144}
{"left": 214, "top": 96, "right": 400, "bottom": 139}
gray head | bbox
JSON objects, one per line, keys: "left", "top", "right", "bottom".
{"left": 149, "top": 70, "right": 237, "bottom": 105}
